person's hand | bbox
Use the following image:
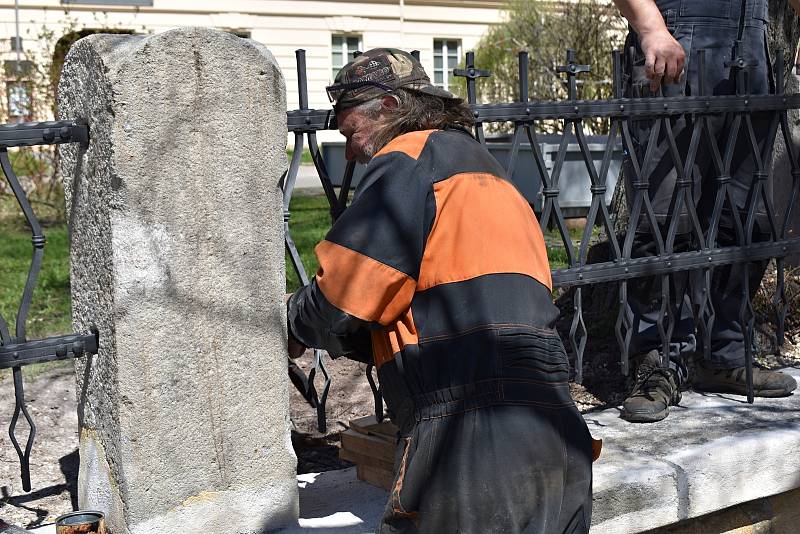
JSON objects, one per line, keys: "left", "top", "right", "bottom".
{"left": 288, "top": 331, "right": 307, "bottom": 359}
{"left": 639, "top": 28, "right": 685, "bottom": 91}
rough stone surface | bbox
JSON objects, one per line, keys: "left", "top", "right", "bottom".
{"left": 57, "top": 28, "right": 297, "bottom": 533}
{"left": 588, "top": 367, "right": 800, "bottom": 533}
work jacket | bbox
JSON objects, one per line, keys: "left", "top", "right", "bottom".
{"left": 287, "top": 127, "right": 570, "bottom": 431}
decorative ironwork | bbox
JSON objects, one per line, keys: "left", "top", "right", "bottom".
{"left": 284, "top": 47, "right": 800, "bottom": 427}
{"left": 0, "top": 120, "right": 97, "bottom": 491}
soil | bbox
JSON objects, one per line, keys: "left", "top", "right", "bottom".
{"left": 2, "top": 265, "right": 800, "bottom": 529}
{"left": 0, "top": 365, "right": 78, "bottom": 529}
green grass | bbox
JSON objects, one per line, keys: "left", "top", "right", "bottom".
{"left": 286, "top": 147, "right": 314, "bottom": 165}
{"left": 0, "top": 210, "right": 72, "bottom": 341}
{"left": 545, "top": 224, "right": 600, "bottom": 270}
{"left": 286, "top": 193, "right": 331, "bottom": 292}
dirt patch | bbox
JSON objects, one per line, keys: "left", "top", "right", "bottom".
{"left": 0, "top": 364, "right": 78, "bottom": 529}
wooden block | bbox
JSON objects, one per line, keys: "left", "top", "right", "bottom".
{"left": 349, "top": 415, "right": 398, "bottom": 441}
{"left": 357, "top": 463, "right": 394, "bottom": 491}
{"left": 341, "top": 429, "right": 396, "bottom": 460}
{"left": 340, "top": 446, "right": 395, "bottom": 472}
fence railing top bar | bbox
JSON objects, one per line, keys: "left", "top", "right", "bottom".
{"left": 287, "top": 93, "right": 800, "bottom": 133}
{"left": 0, "top": 120, "right": 88, "bottom": 148}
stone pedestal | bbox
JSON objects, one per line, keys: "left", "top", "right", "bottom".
{"left": 58, "top": 28, "right": 297, "bottom": 533}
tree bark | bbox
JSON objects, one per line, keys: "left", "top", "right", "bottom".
{"left": 768, "top": 0, "right": 800, "bottom": 264}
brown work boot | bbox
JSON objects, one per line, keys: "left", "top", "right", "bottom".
{"left": 621, "top": 350, "right": 681, "bottom": 423}
{"left": 693, "top": 362, "right": 797, "bottom": 397}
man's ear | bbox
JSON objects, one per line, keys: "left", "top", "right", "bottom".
{"left": 381, "top": 94, "right": 400, "bottom": 109}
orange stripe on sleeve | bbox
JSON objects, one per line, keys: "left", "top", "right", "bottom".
{"left": 374, "top": 129, "right": 435, "bottom": 160}
{"left": 315, "top": 240, "right": 417, "bottom": 325}
{"left": 371, "top": 310, "right": 419, "bottom": 369}
{"left": 418, "top": 173, "right": 552, "bottom": 291}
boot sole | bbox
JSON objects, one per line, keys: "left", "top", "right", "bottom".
{"left": 693, "top": 384, "right": 795, "bottom": 398}
{"left": 621, "top": 406, "right": 669, "bottom": 423}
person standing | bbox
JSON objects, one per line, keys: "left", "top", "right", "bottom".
{"left": 613, "top": 0, "right": 799, "bottom": 423}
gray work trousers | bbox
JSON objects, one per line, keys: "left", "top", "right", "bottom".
{"left": 623, "top": 0, "right": 774, "bottom": 371}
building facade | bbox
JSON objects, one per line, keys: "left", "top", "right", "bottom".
{"left": 0, "top": 0, "right": 504, "bottom": 140}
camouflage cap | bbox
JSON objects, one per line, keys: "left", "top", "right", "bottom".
{"left": 326, "top": 48, "right": 457, "bottom": 111}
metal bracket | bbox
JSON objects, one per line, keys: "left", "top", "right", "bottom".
{"left": 0, "top": 330, "right": 99, "bottom": 369}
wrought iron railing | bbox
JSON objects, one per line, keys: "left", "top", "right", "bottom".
{"left": 0, "top": 120, "right": 98, "bottom": 491}
{"left": 283, "top": 47, "right": 800, "bottom": 431}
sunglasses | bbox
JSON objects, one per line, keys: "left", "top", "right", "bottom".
{"left": 325, "top": 80, "right": 394, "bottom": 106}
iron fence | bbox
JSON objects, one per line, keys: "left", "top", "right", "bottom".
{"left": 284, "top": 47, "right": 800, "bottom": 432}
{"left": 0, "top": 120, "right": 98, "bottom": 491}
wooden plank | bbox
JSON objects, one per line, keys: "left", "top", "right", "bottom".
{"left": 349, "top": 415, "right": 398, "bottom": 441}
{"left": 341, "top": 429, "right": 396, "bottom": 460}
{"left": 357, "top": 463, "right": 394, "bottom": 491}
{"left": 340, "top": 447, "right": 395, "bottom": 472}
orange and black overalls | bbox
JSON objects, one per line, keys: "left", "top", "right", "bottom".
{"left": 288, "top": 128, "right": 594, "bottom": 533}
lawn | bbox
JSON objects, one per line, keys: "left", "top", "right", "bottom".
{"left": 0, "top": 199, "right": 71, "bottom": 341}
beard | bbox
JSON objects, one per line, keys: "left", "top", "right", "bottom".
{"left": 357, "top": 140, "right": 378, "bottom": 164}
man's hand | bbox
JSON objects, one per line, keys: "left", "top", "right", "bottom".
{"left": 639, "top": 28, "right": 686, "bottom": 91}
{"left": 614, "top": 0, "right": 685, "bottom": 91}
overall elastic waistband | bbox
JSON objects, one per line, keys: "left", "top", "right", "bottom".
{"left": 413, "top": 378, "right": 575, "bottom": 421}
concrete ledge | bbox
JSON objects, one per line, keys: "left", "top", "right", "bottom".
{"left": 274, "top": 367, "right": 800, "bottom": 533}
{"left": 589, "top": 367, "right": 800, "bottom": 533}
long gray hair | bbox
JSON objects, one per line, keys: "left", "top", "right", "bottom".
{"left": 357, "top": 88, "right": 475, "bottom": 153}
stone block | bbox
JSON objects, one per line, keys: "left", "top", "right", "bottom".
{"left": 591, "top": 450, "right": 679, "bottom": 533}
{"left": 588, "top": 367, "right": 800, "bottom": 533}
{"left": 57, "top": 28, "right": 297, "bottom": 533}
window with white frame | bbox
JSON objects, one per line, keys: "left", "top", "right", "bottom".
{"left": 331, "top": 35, "right": 362, "bottom": 80}
{"left": 7, "top": 82, "right": 31, "bottom": 120}
{"left": 433, "top": 39, "right": 461, "bottom": 91}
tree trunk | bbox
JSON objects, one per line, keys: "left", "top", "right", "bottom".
{"left": 768, "top": 0, "right": 800, "bottom": 264}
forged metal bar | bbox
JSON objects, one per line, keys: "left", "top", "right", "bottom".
{"left": 288, "top": 94, "right": 800, "bottom": 132}
{"left": 366, "top": 364, "right": 383, "bottom": 423}
{"left": 0, "top": 330, "right": 98, "bottom": 369}
{"left": 308, "top": 349, "right": 330, "bottom": 433}
{"left": 555, "top": 50, "right": 592, "bottom": 382}
{"left": 551, "top": 239, "right": 800, "bottom": 286}
{"left": 336, "top": 161, "right": 356, "bottom": 219}
{"left": 0, "top": 120, "right": 87, "bottom": 148}
{"left": 453, "top": 51, "right": 488, "bottom": 143}
{"left": 9, "top": 367, "right": 34, "bottom": 491}
{"left": 1, "top": 145, "right": 43, "bottom": 493}
{"left": 690, "top": 50, "right": 715, "bottom": 363}
{"left": 281, "top": 48, "right": 333, "bottom": 432}
{"left": 0, "top": 149, "right": 44, "bottom": 344}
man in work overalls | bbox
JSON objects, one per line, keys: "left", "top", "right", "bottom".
{"left": 287, "top": 48, "right": 596, "bottom": 533}
{"left": 614, "top": 0, "right": 800, "bottom": 422}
